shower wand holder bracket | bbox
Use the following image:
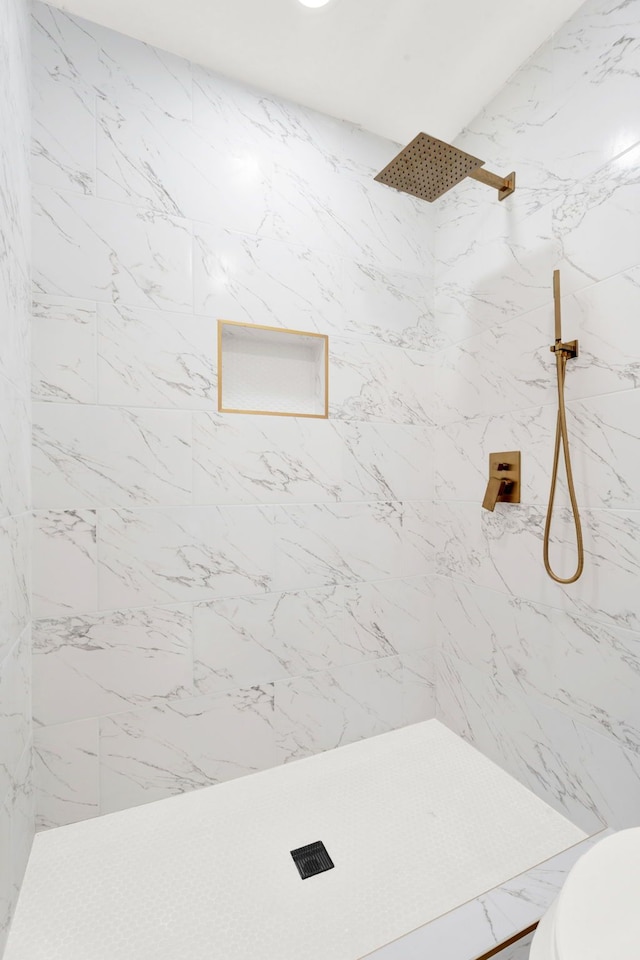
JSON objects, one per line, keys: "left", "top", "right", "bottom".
{"left": 550, "top": 339, "right": 579, "bottom": 359}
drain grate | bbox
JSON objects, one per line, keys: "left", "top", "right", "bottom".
{"left": 290, "top": 841, "right": 334, "bottom": 880}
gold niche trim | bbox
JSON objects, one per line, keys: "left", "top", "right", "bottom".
{"left": 217, "top": 319, "right": 329, "bottom": 419}
{"left": 475, "top": 922, "right": 538, "bottom": 960}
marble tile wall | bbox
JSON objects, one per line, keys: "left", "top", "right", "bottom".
{"left": 0, "top": 0, "right": 33, "bottom": 951}
{"left": 434, "top": 0, "right": 640, "bottom": 836}
{"left": 30, "top": 2, "right": 436, "bottom": 826}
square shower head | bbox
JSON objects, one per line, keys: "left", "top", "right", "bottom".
{"left": 374, "top": 133, "right": 484, "bottom": 203}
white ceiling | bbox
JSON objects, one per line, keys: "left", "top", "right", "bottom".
{"left": 47, "top": 0, "right": 585, "bottom": 144}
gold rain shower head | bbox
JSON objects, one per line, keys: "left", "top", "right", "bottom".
{"left": 374, "top": 133, "right": 516, "bottom": 203}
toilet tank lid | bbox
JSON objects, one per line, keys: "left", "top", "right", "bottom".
{"left": 554, "top": 829, "right": 640, "bottom": 960}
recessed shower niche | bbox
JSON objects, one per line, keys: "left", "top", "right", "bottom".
{"left": 217, "top": 320, "right": 329, "bottom": 418}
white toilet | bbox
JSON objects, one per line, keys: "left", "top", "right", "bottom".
{"left": 529, "top": 828, "right": 640, "bottom": 959}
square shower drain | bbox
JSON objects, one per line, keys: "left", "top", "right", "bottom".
{"left": 290, "top": 841, "right": 334, "bottom": 879}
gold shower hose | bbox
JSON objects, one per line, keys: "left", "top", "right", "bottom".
{"left": 543, "top": 275, "right": 584, "bottom": 584}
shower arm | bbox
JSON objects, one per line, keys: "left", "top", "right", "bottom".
{"left": 468, "top": 166, "right": 516, "bottom": 201}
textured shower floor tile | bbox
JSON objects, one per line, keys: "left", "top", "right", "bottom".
{"left": 5, "top": 720, "right": 585, "bottom": 960}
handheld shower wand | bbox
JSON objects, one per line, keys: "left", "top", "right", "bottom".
{"left": 543, "top": 270, "right": 584, "bottom": 584}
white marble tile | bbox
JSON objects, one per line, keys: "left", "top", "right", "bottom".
{"left": 432, "top": 500, "right": 562, "bottom": 611}
{"left": 341, "top": 421, "right": 434, "bottom": 502}
{"left": 457, "top": 24, "right": 640, "bottom": 204}
{"left": 274, "top": 657, "right": 405, "bottom": 762}
{"left": 561, "top": 266, "right": 640, "bottom": 400}
{"left": 435, "top": 578, "right": 507, "bottom": 675}
{"left": 401, "top": 651, "right": 436, "bottom": 726}
{"left": 193, "top": 583, "right": 402, "bottom": 697}
{"left": 97, "top": 303, "right": 215, "bottom": 408}
{"left": 341, "top": 260, "right": 437, "bottom": 350}
{"left": 434, "top": 578, "right": 551, "bottom": 698}
{"left": 434, "top": 573, "right": 640, "bottom": 758}
{"left": 31, "top": 2, "right": 101, "bottom": 101}
{"left": 34, "top": 719, "right": 99, "bottom": 829}
{"left": 193, "top": 413, "right": 343, "bottom": 505}
{"left": 90, "top": 19, "right": 192, "bottom": 119}
{"left": 32, "top": 296, "right": 97, "bottom": 403}
{"left": 402, "top": 501, "right": 435, "bottom": 576}
{"left": 493, "top": 932, "right": 534, "bottom": 960}
{"left": 192, "top": 64, "right": 284, "bottom": 157}
{"left": 564, "top": 388, "right": 640, "bottom": 510}
{"left": 330, "top": 338, "right": 434, "bottom": 424}
{"left": 367, "top": 890, "right": 515, "bottom": 960}
{"left": 33, "top": 509, "right": 97, "bottom": 617}
{"left": 525, "top": 698, "right": 640, "bottom": 832}
{"left": 263, "top": 158, "right": 432, "bottom": 273}
{"left": 99, "top": 686, "right": 282, "bottom": 813}
{"left": 32, "top": 66, "right": 95, "bottom": 194}
{"left": 489, "top": 838, "right": 605, "bottom": 933}
{"left": 193, "top": 594, "right": 297, "bottom": 696}
{"left": 0, "top": 629, "right": 31, "bottom": 802}
{"left": 345, "top": 172, "right": 434, "bottom": 275}
{"left": 553, "top": 143, "right": 640, "bottom": 295}
{"left": 0, "top": 247, "right": 30, "bottom": 399}
{"left": 33, "top": 185, "right": 193, "bottom": 311}
{"left": 553, "top": 0, "right": 640, "bottom": 104}
{"left": 437, "top": 650, "right": 640, "bottom": 833}
{"left": 434, "top": 498, "right": 640, "bottom": 632}
{"left": 2, "top": 0, "right": 32, "bottom": 938}
{"left": 0, "top": 3, "right": 30, "bottom": 402}
{"left": 454, "top": 40, "right": 559, "bottom": 206}
{"left": 273, "top": 501, "right": 404, "bottom": 591}
{"left": 0, "top": 377, "right": 30, "bottom": 521}
{"left": 545, "top": 613, "right": 640, "bottom": 755}
{"left": 33, "top": 402, "right": 192, "bottom": 508}
{"left": 0, "top": 788, "right": 12, "bottom": 950}
{"left": 542, "top": 65, "right": 640, "bottom": 190}
{"left": 557, "top": 508, "right": 640, "bottom": 633}
{"left": 434, "top": 200, "right": 559, "bottom": 346}
{"left": 33, "top": 606, "right": 194, "bottom": 726}
{"left": 436, "top": 653, "right": 598, "bottom": 832}
{"left": 7, "top": 744, "right": 34, "bottom": 912}
{"left": 97, "top": 100, "right": 274, "bottom": 234}
{"left": 193, "top": 222, "right": 343, "bottom": 332}
{"left": 0, "top": 515, "right": 30, "bottom": 660}
{"left": 31, "top": 3, "right": 192, "bottom": 120}
{"left": 344, "top": 576, "right": 434, "bottom": 657}
{"left": 434, "top": 301, "right": 557, "bottom": 426}
{"left": 192, "top": 63, "right": 397, "bottom": 182}
{"left": 98, "top": 505, "right": 274, "bottom": 608}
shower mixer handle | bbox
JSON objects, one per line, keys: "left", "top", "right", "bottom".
{"left": 482, "top": 476, "right": 512, "bottom": 512}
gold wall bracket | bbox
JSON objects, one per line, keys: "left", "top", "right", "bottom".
{"left": 468, "top": 166, "right": 516, "bottom": 201}
{"left": 482, "top": 451, "right": 521, "bottom": 512}
{"left": 550, "top": 339, "right": 578, "bottom": 359}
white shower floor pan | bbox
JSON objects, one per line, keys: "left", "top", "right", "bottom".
{"left": 6, "top": 720, "right": 587, "bottom": 960}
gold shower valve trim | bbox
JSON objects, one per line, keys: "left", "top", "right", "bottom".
{"left": 482, "top": 451, "right": 521, "bottom": 512}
